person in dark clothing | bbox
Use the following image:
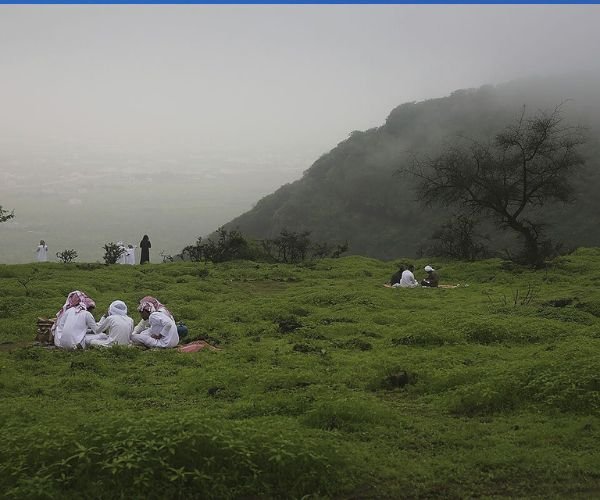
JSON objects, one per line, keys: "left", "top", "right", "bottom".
{"left": 421, "top": 265, "right": 439, "bottom": 287}
{"left": 390, "top": 265, "right": 405, "bottom": 286}
{"left": 140, "top": 235, "right": 151, "bottom": 264}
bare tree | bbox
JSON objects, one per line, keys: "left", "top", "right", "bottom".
{"left": 408, "top": 105, "right": 586, "bottom": 267}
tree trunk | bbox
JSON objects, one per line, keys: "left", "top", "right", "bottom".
{"left": 507, "top": 219, "right": 543, "bottom": 268}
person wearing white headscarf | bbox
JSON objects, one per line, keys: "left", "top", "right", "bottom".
{"left": 36, "top": 240, "right": 48, "bottom": 262}
{"left": 131, "top": 296, "right": 179, "bottom": 348}
{"left": 125, "top": 245, "right": 136, "bottom": 265}
{"left": 399, "top": 264, "right": 420, "bottom": 288}
{"left": 116, "top": 241, "right": 127, "bottom": 264}
{"left": 84, "top": 300, "right": 134, "bottom": 347}
{"left": 131, "top": 296, "right": 173, "bottom": 335}
{"left": 53, "top": 291, "right": 98, "bottom": 349}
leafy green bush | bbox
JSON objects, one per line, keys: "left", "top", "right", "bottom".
{"left": 0, "top": 416, "right": 351, "bottom": 499}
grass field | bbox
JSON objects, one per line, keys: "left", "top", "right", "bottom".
{"left": 1, "top": 249, "right": 599, "bottom": 498}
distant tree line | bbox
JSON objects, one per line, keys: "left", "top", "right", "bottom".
{"left": 179, "top": 227, "right": 348, "bottom": 264}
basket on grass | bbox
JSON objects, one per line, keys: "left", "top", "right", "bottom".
{"left": 36, "top": 317, "right": 55, "bottom": 344}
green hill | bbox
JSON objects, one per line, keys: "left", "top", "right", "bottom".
{"left": 1, "top": 252, "right": 599, "bottom": 497}
{"left": 222, "top": 74, "right": 600, "bottom": 259}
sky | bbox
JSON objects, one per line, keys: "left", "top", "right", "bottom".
{"left": 1, "top": 5, "right": 600, "bottom": 263}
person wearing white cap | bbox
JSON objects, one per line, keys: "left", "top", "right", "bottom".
{"left": 421, "top": 265, "right": 439, "bottom": 288}
{"left": 84, "top": 300, "right": 134, "bottom": 347}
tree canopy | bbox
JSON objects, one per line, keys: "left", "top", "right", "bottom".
{"left": 410, "top": 106, "right": 587, "bottom": 266}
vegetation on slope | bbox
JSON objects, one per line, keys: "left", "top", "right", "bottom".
{"left": 222, "top": 75, "right": 600, "bottom": 259}
{"left": 1, "top": 249, "right": 599, "bottom": 497}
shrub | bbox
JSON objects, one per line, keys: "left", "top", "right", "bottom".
{"left": 56, "top": 249, "right": 78, "bottom": 263}
{"left": 102, "top": 242, "right": 126, "bottom": 265}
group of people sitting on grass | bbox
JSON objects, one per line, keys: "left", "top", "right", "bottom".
{"left": 388, "top": 264, "right": 439, "bottom": 288}
{"left": 52, "top": 291, "right": 179, "bottom": 350}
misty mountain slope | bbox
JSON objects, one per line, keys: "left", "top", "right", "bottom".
{"left": 223, "top": 75, "right": 600, "bottom": 259}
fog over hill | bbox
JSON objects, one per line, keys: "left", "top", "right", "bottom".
{"left": 221, "top": 73, "right": 600, "bottom": 259}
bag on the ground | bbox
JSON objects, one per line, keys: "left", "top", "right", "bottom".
{"left": 36, "top": 317, "right": 55, "bottom": 344}
{"left": 177, "top": 322, "right": 189, "bottom": 340}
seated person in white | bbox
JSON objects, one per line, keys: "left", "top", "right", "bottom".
{"left": 84, "top": 300, "right": 134, "bottom": 347}
{"left": 53, "top": 290, "right": 98, "bottom": 350}
{"left": 399, "top": 265, "right": 420, "bottom": 288}
{"left": 131, "top": 296, "right": 179, "bottom": 349}
{"left": 131, "top": 296, "right": 174, "bottom": 334}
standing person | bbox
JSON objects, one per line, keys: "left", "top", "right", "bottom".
{"left": 52, "top": 290, "right": 98, "bottom": 350}
{"left": 140, "top": 235, "right": 151, "bottom": 264}
{"left": 85, "top": 300, "right": 134, "bottom": 347}
{"left": 400, "top": 264, "right": 419, "bottom": 288}
{"left": 421, "top": 265, "right": 440, "bottom": 288}
{"left": 116, "top": 241, "right": 127, "bottom": 264}
{"left": 36, "top": 240, "right": 49, "bottom": 262}
{"left": 125, "top": 244, "right": 136, "bottom": 265}
{"left": 131, "top": 296, "right": 178, "bottom": 349}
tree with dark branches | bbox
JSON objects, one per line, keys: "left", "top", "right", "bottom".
{"left": 406, "top": 105, "right": 587, "bottom": 267}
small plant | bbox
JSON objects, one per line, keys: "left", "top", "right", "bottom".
{"left": 484, "top": 283, "right": 538, "bottom": 308}
{"left": 102, "top": 242, "right": 126, "bottom": 265}
{"left": 0, "top": 204, "right": 15, "bottom": 223}
{"left": 160, "top": 251, "right": 174, "bottom": 263}
{"left": 16, "top": 270, "right": 38, "bottom": 297}
{"left": 56, "top": 249, "right": 78, "bottom": 263}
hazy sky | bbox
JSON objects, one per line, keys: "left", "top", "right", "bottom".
{"left": 1, "top": 5, "right": 600, "bottom": 262}
{"left": 2, "top": 5, "right": 600, "bottom": 156}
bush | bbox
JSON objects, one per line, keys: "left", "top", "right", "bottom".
{"left": 102, "top": 242, "right": 126, "bottom": 265}
{"left": 0, "top": 415, "right": 350, "bottom": 499}
{"left": 56, "top": 249, "right": 78, "bottom": 264}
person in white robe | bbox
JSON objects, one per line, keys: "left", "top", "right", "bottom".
{"left": 84, "top": 300, "right": 134, "bottom": 347}
{"left": 125, "top": 245, "right": 136, "bottom": 265}
{"left": 131, "top": 296, "right": 178, "bottom": 348}
{"left": 53, "top": 291, "right": 98, "bottom": 350}
{"left": 399, "top": 265, "right": 420, "bottom": 288}
{"left": 116, "top": 241, "right": 127, "bottom": 264}
{"left": 36, "top": 240, "right": 49, "bottom": 262}
{"left": 131, "top": 296, "right": 174, "bottom": 335}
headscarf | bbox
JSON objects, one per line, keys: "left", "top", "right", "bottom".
{"left": 53, "top": 290, "right": 96, "bottom": 330}
{"left": 109, "top": 300, "right": 128, "bottom": 316}
{"left": 137, "top": 296, "right": 172, "bottom": 319}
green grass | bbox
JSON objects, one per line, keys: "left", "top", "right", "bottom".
{"left": 1, "top": 249, "right": 600, "bottom": 498}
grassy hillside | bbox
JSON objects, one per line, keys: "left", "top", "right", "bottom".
{"left": 1, "top": 250, "right": 600, "bottom": 498}
{"left": 222, "top": 74, "right": 600, "bottom": 259}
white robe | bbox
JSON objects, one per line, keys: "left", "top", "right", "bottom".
{"left": 36, "top": 244, "right": 48, "bottom": 262}
{"left": 54, "top": 307, "right": 97, "bottom": 349}
{"left": 117, "top": 242, "right": 127, "bottom": 264}
{"left": 125, "top": 247, "right": 136, "bottom": 265}
{"left": 131, "top": 311, "right": 179, "bottom": 348}
{"left": 399, "top": 270, "right": 419, "bottom": 288}
{"left": 85, "top": 314, "right": 134, "bottom": 347}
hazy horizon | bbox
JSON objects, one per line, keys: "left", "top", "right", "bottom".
{"left": 2, "top": 5, "right": 600, "bottom": 263}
